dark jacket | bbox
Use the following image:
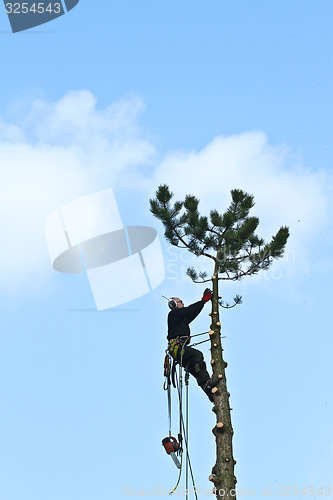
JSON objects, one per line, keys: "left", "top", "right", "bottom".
{"left": 167, "top": 300, "right": 205, "bottom": 340}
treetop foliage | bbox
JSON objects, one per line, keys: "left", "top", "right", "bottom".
{"left": 150, "top": 184, "right": 290, "bottom": 282}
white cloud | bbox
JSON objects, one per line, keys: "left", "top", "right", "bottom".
{"left": 152, "top": 132, "right": 333, "bottom": 288}
{"left": 0, "top": 91, "right": 331, "bottom": 298}
{"left": 153, "top": 132, "right": 330, "bottom": 235}
{"left": 0, "top": 91, "right": 155, "bottom": 296}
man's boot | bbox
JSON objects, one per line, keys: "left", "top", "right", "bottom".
{"left": 203, "top": 377, "right": 221, "bottom": 402}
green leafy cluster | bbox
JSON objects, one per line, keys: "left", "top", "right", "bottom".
{"left": 150, "top": 184, "right": 290, "bottom": 282}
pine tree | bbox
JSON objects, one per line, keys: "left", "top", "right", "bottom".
{"left": 150, "top": 185, "right": 289, "bottom": 500}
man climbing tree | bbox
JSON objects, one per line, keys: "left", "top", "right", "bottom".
{"left": 167, "top": 289, "right": 221, "bottom": 401}
{"left": 150, "top": 185, "right": 289, "bottom": 500}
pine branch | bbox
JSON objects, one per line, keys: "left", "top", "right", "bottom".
{"left": 150, "top": 184, "right": 216, "bottom": 260}
{"left": 150, "top": 185, "right": 290, "bottom": 283}
{"left": 219, "top": 294, "right": 243, "bottom": 308}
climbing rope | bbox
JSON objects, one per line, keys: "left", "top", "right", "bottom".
{"left": 168, "top": 363, "right": 184, "bottom": 496}
{"left": 190, "top": 338, "right": 211, "bottom": 348}
{"left": 163, "top": 328, "right": 224, "bottom": 498}
{"left": 188, "top": 330, "right": 210, "bottom": 338}
{"left": 163, "top": 340, "right": 199, "bottom": 500}
{"left": 172, "top": 367, "right": 198, "bottom": 500}
{"left": 185, "top": 370, "right": 189, "bottom": 500}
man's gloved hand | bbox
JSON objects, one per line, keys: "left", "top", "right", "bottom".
{"left": 202, "top": 288, "right": 213, "bottom": 302}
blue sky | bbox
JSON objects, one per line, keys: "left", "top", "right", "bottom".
{"left": 0, "top": 1, "right": 332, "bottom": 499}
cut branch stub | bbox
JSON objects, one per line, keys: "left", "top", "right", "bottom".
{"left": 209, "top": 474, "right": 219, "bottom": 485}
{"left": 213, "top": 422, "right": 225, "bottom": 435}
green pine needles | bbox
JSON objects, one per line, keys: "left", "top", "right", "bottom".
{"left": 150, "top": 184, "right": 289, "bottom": 284}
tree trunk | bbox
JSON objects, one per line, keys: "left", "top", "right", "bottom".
{"left": 209, "top": 271, "right": 237, "bottom": 500}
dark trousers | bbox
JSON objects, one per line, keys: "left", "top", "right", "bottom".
{"left": 173, "top": 344, "right": 210, "bottom": 388}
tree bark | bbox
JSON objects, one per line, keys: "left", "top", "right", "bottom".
{"left": 209, "top": 271, "right": 237, "bottom": 500}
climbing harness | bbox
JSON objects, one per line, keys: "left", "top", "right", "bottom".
{"left": 168, "top": 331, "right": 210, "bottom": 359}
{"left": 168, "top": 336, "right": 190, "bottom": 360}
